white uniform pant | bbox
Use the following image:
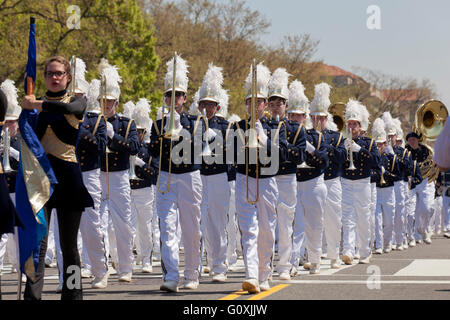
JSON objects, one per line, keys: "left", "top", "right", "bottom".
{"left": 201, "top": 173, "right": 230, "bottom": 275}
{"left": 79, "top": 169, "right": 108, "bottom": 279}
{"left": 324, "top": 177, "right": 343, "bottom": 260}
{"left": 444, "top": 187, "right": 450, "bottom": 232}
{"left": 157, "top": 170, "right": 202, "bottom": 282}
{"left": 152, "top": 204, "right": 160, "bottom": 255}
{"left": 226, "top": 180, "right": 239, "bottom": 266}
{"left": 0, "top": 194, "right": 19, "bottom": 271}
{"left": 132, "top": 186, "right": 155, "bottom": 266}
{"left": 405, "top": 187, "right": 417, "bottom": 241}
{"left": 430, "top": 196, "right": 444, "bottom": 233}
{"left": 393, "top": 181, "right": 406, "bottom": 245}
{"left": 342, "top": 177, "right": 371, "bottom": 259}
{"left": 293, "top": 175, "right": 327, "bottom": 264}
{"left": 375, "top": 186, "right": 395, "bottom": 249}
{"left": 100, "top": 170, "right": 134, "bottom": 274}
{"left": 235, "top": 174, "right": 278, "bottom": 282}
{"left": 414, "top": 178, "right": 435, "bottom": 235}
{"left": 369, "top": 183, "right": 377, "bottom": 249}
{"left": 275, "top": 174, "right": 297, "bottom": 273}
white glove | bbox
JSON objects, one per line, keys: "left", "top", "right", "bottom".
{"left": 385, "top": 145, "right": 394, "bottom": 155}
{"left": 381, "top": 166, "right": 386, "bottom": 174}
{"left": 106, "top": 122, "right": 114, "bottom": 139}
{"left": 305, "top": 141, "right": 316, "bottom": 154}
{"left": 164, "top": 112, "right": 182, "bottom": 131}
{"left": 255, "top": 121, "right": 268, "bottom": 146}
{"left": 344, "top": 138, "right": 352, "bottom": 150}
{"left": 135, "top": 157, "right": 145, "bottom": 167}
{"left": 203, "top": 128, "right": 217, "bottom": 142}
{"left": 351, "top": 142, "right": 361, "bottom": 153}
{"left": 9, "top": 147, "right": 20, "bottom": 161}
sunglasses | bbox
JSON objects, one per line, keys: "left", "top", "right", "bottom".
{"left": 45, "top": 71, "right": 67, "bottom": 78}
{"left": 165, "top": 91, "right": 185, "bottom": 98}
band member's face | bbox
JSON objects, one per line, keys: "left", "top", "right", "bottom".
{"left": 311, "top": 115, "right": 327, "bottom": 131}
{"left": 268, "top": 97, "right": 286, "bottom": 118}
{"left": 347, "top": 120, "right": 361, "bottom": 138}
{"left": 246, "top": 98, "right": 267, "bottom": 120}
{"left": 408, "top": 137, "right": 419, "bottom": 149}
{"left": 105, "top": 99, "right": 118, "bottom": 117}
{"left": 137, "top": 129, "right": 145, "bottom": 143}
{"left": 288, "top": 113, "right": 305, "bottom": 124}
{"left": 396, "top": 139, "right": 402, "bottom": 147}
{"left": 4, "top": 120, "right": 18, "bottom": 137}
{"left": 388, "top": 134, "right": 397, "bottom": 144}
{"left": 199, "top": 101, "right": 219, "bottom": 120}
{"left": 44, "top": 61, "right": 71, "bottom": 93}
{"left": 164, "top": 91, "right": 187, "bottom": 114}
{"left": 377, "top": 142, "right": 386, "bottom": 153}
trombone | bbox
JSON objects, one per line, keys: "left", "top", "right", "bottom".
{"left": 201, "top": 108, "right": 213, "bottom": 157}
{"left": 158, "top": 52, "right": 179, "bottom": 194}
{"left": 100, "top": 74, "right": 111, "bottom": 200}
{"left": 246, "top": 59, "right": 259, "bottom": 204}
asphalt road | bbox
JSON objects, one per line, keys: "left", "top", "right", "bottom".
{"left": 1, "top": 234, "right": 449, "bottom": 301}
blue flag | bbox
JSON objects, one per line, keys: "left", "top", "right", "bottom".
{"left": 16, "top": 17, "right": 58, "bottom": 281}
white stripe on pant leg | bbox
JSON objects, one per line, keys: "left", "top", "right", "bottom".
{"left": 324, "top": 177, "right": 343, "bottom": 260}
{"left": 275, "top": 174, "right": 297, "bottom": 274}
{"left": 236, "top": 173, "right": 259, "bottom": 280}
{"left": 157, "top": 171, "right": 180, "bottom": 282}
{"left": 257, "top": 177, "right": 278, "bottom": 282}
{"left": 133, "top": 186, "right": 155, "bottom": 266}
{"left": 177, "top": 171, "right": 203, "bottom": 281}
{"left": 79, "top": 169, "right": 108, "bottom": 279}
{"left": 105, "top": 170, "right": 134, "bottom": 274}
{"left": 203, "top": 173, "right": 230, "bottom": 275}
{"left": 299, "top": 175, "right": 327, "bottom": 264}
{"left": 291, "top": 183, "right": 306, "bottom": 266}
{"left": 379, "top": 186, "right": 395, "bottom": 249}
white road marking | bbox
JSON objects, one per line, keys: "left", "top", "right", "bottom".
{"left": 273, "top": 280, "right": 450, "bottom": 285}
{"left": 394, "top": 259, "right": 450, "bottom": 277}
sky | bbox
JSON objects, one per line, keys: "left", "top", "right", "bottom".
{"left": 212, "top": 0, "right": 450, "bottom": 108}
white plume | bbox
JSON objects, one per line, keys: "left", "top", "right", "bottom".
{"left": 87, "top": 79, "right": 101, "bottom": 113}
{"left": 372, "top": 118, "right": 386, "bottom": 142}
{"left": 134, "top": 98, "right": 153, "bottom": 133}
{"left": 393, "top": 118, "right": 403, "bottom": 137}
{"left": 326, "top": 112, "right": 338, "bottom": 131}
{"left": 123, "top": 101, "right": 135, "bottom": 119}
{"left": 360, "top": 103, "right": 370, "bottom": 131}
{"left": 310, "top": 82, "right": 331, "bottom": 115}
{"left": 244, "top": 62, "right": 271, "bottom": 99}
{"left": 216, "top": 88, "right": 229, "bottom": 118}
{"left": 189, "top": 90, "right": 201, "bottom": 116}
{"left": 164, "top": 53, "right": 189, "bottom": 93}
{"left": 0, "top": 79, "right": 19, "bottom": 109}
{"left": 73, "top": 57, "right": 87, "bottom": 81}
{"left": 199, "top": 63, "right": 223, "bottom": 102}
{"left": 288, "top": 80, "right": 310, "bottom": 114}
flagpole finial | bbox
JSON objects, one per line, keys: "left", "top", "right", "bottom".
{"left": 30, "top": 16, "right": 35, "bottom": 24}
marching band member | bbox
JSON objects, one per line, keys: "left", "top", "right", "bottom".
{"left": 232, "top": 62, "right": 288, "bottom": 293}
{"left": 268, "top": 69, "right": 306, "bottom": 280}
{"left": 405, "top": 131, "right": 435, "bottom": 244}
{"left": 293, "top": 83, "right": 329, "bottom": 274}
{"left": 74, "top": 64, "right": 110, "bottom": 289}
{"left": 288, "top": 81, "right": 310, "bottom": 275}
{"left": 98, "top": 62, "right": 140, "bottom": 283}
{"left": 372, "top": 118, "right": 400, "bottom": 254}
{"left": 197, "top": 64, "right": 230, "bottom": 283}
{"left": 128, "top": 98, "right": 158, "bottom": 274}
{"left": 150, "top": 54, "right": 205, "bottom": 292}
{"left": 317, "top": 86, "right": 347, "bottom": 269}
{"left": 20, "top": 55, "right": 94, "bottom": 300}
{"left": 0, "top": 80, "right": 22, "bottom": 274}
{"left": 341, "top": 99, "right": 379, "bottom": 265}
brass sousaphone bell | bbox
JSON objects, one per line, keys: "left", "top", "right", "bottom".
{"left": 414, "top": 100, "right": 448, "bottom": 142}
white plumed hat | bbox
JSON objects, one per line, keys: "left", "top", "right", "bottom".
{"left": 199, "top": 63, "right": 224, "bottom": 104}
{"left": 360, "top": 104, "right": 370, "bottom": 132}
{"left": 244, "top": 62, "right": 271, "bottom": 101}
{"left": 70, "top": 57, "right": 89, "bottom": 95}
{"left": 216, "top": 88, "right": 229, "bottom": 118}
{"left": 372, "top": 118, "right": 387, "bottom": 143}
{"left": 87, "top": 79, "right": 101, "bottom": 113}
{"left": 345, "top": 99, "right": 362, "bottom": 123}
{"left": 268, "top": 68, "right": 290, "bottom": 100}
{"left": 0, "top": 79, "right": 21, "bottom": 121}
{"left": 189, "top": 90, "right": 201, "bottom": 116}
{"left": 310, "top": 83, "right": 331, "bottom": 116}
{"left": 164, "top": 53, "right": 189, "bottom": 94}
{"left": 98, "top": 58, "right": 122, "bottom": 101}
{"left": 393, "top": 118, "right": 403, "bottom": 140}
{"left": 382, "top": 111, "right": 397, "bottom": 136}
{"left": 134, "top": 98, "right": 152, "bottom": 131}
{"left": 287, "top": 80, "right": 309, "bottom": 115}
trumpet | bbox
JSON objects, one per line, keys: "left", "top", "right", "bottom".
{"left": 158, "top": 52, "right": 179, "bottom": 194}
{"left": 378, "top": 145, "right": 387, "bottom": 186}
{"left": 246, "top": 59, "right": 259, "bottom": 205}
{"left": 129, "top": 155, "right": 143, "bottom": 181}
{"left": 1, "top": 127, "right": 13, "bottom": 173}
{"left": 347, "top": 126, "right": 357, "bottom": 171}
